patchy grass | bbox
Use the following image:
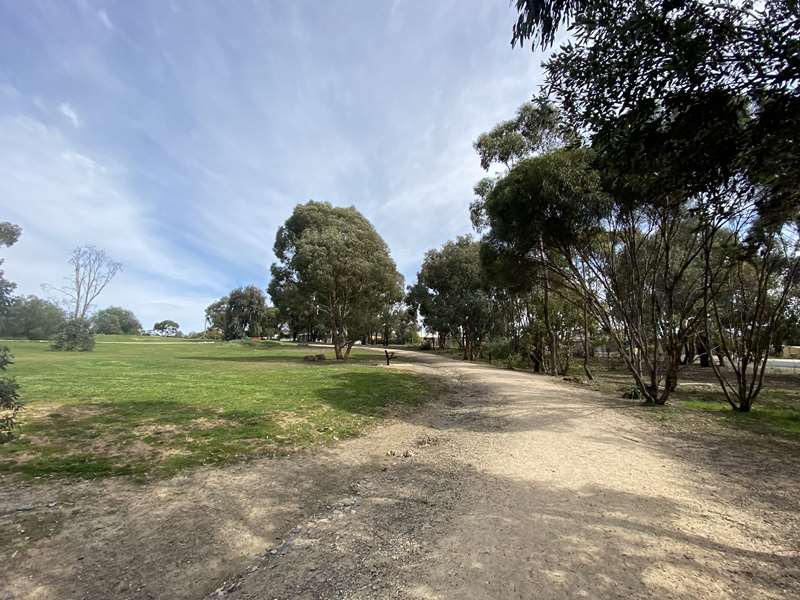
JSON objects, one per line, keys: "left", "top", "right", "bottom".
{"left": 573, "top": 358, "right": 800, "bottom": 440}
{"left": 0, "top": 338, "right": 431, "bottom": 480}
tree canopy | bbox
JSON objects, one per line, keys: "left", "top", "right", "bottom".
{"left": 408, "top": 236, "right": 493, "bottom": 361}
{"left": 91, "top": 306, "right": 142, "bottom": 335}
{"left": 0, "top": 296, "right": 66, "bottom": 340}
{"left": 270, "top": 201, "right": 402, "bottom": 359}
{"left": 206, "top": 286, "right": 278, "bottom": 340}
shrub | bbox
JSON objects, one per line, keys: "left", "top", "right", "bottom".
{"left": 52, "top": 318, "right": 95, "bottom": 352}
{"left": 622, "top": 386, "right": 642, "bottom": 400}
{"left": 484, "top": 338, "right": 512, "bottom": 363}
{"left": 0, "top": 347, "right": 22, "bottom": 442}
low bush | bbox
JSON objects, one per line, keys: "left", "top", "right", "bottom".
{"left": 0, "top": 347, "right": 21, "bottom": 442}
{"left": 51, "top": 318, "right": 95, "bottom": 352}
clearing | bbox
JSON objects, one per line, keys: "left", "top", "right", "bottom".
{"left": 1, "top": 348, "right": 799, "bottom": 599}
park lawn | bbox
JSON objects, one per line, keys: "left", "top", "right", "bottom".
{"left": 0, "top": 337, "right": 431, "bottom": 480}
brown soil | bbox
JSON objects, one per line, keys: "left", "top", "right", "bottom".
{"left": 1, "top": 350, "right": 798, "bottom": 599}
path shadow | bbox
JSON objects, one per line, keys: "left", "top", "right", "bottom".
{"left": 222, "top": 457, "right": 797, "bottom": 599}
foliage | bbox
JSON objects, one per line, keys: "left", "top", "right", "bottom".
{"left": 408, "top": 236, "right": 493, "bottom": 361}
{"left": 704, "top": 225, "right": 800, "bottom": 412}
{"left": 270, "top": 201, "right": 403, "bottom": 359}
{"left": 473, "top": 99, "right": 568, "bottom": 172}
{"left": 51, "top": 318, "right": 95, "bottom": 352}
{"left": 0, "top": 295, "right": 66, "bottom": 340}
{"left": 775, "top": 296, "right": 800, "bottom": 349}
{"left": 0, "top": 338, "right": 431, "bottom": 479}
{"left": 91, "top": 306, "right": 142, "bottom": 335}
{"left": 0, "top": 347, "right": 21, "bottom": 442}
{"left": 206, "top": 286, "right": 278, "bottom": 340}
{"left": 153, "top": 320, "right": 180, "bottom": 336}
{"left": 495, "top": 0, "right": 800, "bottom": 410}
{"left": 267, "top": 268, "right": 329, "bottom": 342}
{"left": 0, "top": 222, "right": 23, "bottom": 441}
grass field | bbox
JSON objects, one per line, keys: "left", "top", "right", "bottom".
{"left": 0, "top": 337, "right": 431, "bottom": 480}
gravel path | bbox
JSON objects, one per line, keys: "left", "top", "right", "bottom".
{"left": 2, "top": 350, "right": 798, "bottom": 599}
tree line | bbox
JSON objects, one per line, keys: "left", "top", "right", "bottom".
{"left": 409, "top": 0, "right": 799, "bottom": 412}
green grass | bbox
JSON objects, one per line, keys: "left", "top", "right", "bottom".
{"left": 568, "top": 358, "right": 800, "bottom": 439}
{"left": 676, "top": 391, "right": 800, "bottom": 437}
{"left": 0, "top": 337, "right": 431, "bottom": 480}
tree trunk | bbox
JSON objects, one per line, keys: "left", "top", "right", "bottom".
{"left": 698, "top": 334, "right": 711, "bottom": 367}
{"left": 582, "top": 302, "right": 593, "bottom": 380}
{"left": 539, "top": 237, "right": 558, "bottom": 376}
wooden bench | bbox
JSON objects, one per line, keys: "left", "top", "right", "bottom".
{"left": 384, "top": 349, "right": 397, "bottom": 365}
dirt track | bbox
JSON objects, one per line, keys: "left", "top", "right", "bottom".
{"left": 2, "top": 350, "right": 799, "bottom": 599}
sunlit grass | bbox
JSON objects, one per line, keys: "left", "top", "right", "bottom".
{"left": 0, "top": 338, "right": 431, "bottom": 480}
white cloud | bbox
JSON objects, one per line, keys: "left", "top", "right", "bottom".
{"left": 0, "top": 115, "right": 224, "bottom": 331}
{"left": 58, "top": 102, "right": 80, "bottom": 127}
{"left": 97, "top": 9, "right": 114, "bottom": 31}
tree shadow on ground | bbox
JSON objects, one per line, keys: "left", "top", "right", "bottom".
{"left": 7, "top": 443, "right": 798, "bottom": 600}
{"left": 178, "top": 354, "right": 381, "bottom": 366}
{"left": 170, "top": 451, "right": 800, "bottom": 598}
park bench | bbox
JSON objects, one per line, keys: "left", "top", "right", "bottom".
{"left": 384, "top": 349, "right": 397, "bottom": 365}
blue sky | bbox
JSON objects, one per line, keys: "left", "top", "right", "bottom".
{"left": 1, "top": 0, "right": 543, "bottom": 332}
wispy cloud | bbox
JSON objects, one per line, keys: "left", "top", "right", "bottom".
{"left": 0, "top": 1, "right": 542, "bottom": 330}
{"left": 97, "top": 9, "right": 114, "bottom": 31}
{"left": 0, "top": 115, "right": 226, "bottom": 330}
{"left": 58, "top": 102, "right": 80, "bottom": 127}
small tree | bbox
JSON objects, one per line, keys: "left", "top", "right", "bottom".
{"left": 153, "top": 320, "right": 180, "bottom": 336}
{"left": 0, "top": 347, "right": 21, "bottom": 442}
{"left": 206, "top": 286, "right": 274, "bottom": 340}
{"left": 409, "top": 237, "right": 494, "bottom": 361}
{"left": 704, "top": 223, "right": 800, "bottom": 412}
{"left": 51, "top": 318, "right": 95, "bottom": 351}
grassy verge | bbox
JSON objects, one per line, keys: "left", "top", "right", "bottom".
{"left": 0, "top": 337, "right": 431, "bottom": 480}
{"left": 570, "top": 358, "right": 800, "bottom": 440}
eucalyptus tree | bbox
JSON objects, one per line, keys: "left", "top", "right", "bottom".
{"left": 499, "top": 0, "right": 799, "bottom": 408}
{"left": 153, "top": 320, "right": 180, "bottom": 336}
{"left": 271, "top": 201, "right": 402, "bottom": 359}
{"left": 481, "top": 146, "right": 715, "bottom": 404}
{"left": 703, "top": 220, "right": 800, "bottom": 412}
{"left": 409, "top": 237, "right": 494, "bottom": 361}
{"left": 268, "top": 267, "right": 328, "bottom": 341}
{"left": 472, "top": 100, "right": 581, "bottom": 374}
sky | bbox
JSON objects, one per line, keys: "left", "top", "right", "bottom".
{"left": 0, "top": 0, "right": 545, "bottom": 332}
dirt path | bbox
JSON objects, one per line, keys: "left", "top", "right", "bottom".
{"left": 2, "top": 350, "right": 798, "bottom": 599}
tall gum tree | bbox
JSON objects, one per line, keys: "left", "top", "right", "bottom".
{"left": 271, "top": 201, "right": 402, "bottom": 360}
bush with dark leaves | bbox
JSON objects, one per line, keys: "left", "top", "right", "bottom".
{"left": 51, "top": 318, "right": 95, "bottom": 352}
